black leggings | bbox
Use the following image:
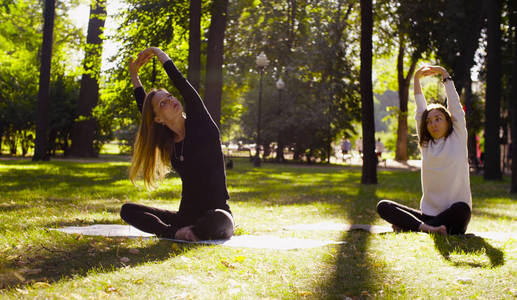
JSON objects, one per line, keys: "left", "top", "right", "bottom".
{"left": 120, "top": 203, "right": 234, "bottom": 240}
{"left": 376, "top": 200, "right": 471, "bottom": 235}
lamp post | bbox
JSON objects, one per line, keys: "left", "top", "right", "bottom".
{"left": 254, "top": 51, "right": 269, "bottom": 167}
{"left": 275, "top": 77, "right": 285, "bottom": 162}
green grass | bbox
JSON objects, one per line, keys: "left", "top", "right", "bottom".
{"left": 0, "top": 158, "right": 516, "bottom": 299}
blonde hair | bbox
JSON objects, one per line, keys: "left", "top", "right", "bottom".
{"left": 129, "top": 89, "right": 175, "bottom": 190}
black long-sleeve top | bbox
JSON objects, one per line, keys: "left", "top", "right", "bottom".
{"left": 134, "top": 60, "right": 231, "bottom": 220}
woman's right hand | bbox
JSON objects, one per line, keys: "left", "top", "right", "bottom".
{"left": 414, "top": 65, "right": 448, "bottom": 80}
{"left": 128, "top": 54, "right": 152, "bottom": 76}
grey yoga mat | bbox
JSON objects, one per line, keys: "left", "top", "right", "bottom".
{"left": 284, "top": 222, "right": 517, "bottom": 241}
{"left": 52, "top": 224, "right": 345, "bottom": 250}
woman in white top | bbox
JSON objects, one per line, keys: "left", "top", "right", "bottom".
{"left": 377, "top": 65, "right": 472, "bottom": 235}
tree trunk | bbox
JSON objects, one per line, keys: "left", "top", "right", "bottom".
{"left": 188, "top": 0, "right": 201, "bottom": 92}
{"left": 448, "top": 0, "right": 485, "bottom": 97}
{"left": 69, "top": 0, "right": 106, "bottom": 157}
{"left": 0, "top": 127, "right": 3, "bottom": 156}
{"left": 33, "top": 0, "right": 55, "bottom": 161}
{"left": 395, "top": 34, "right": 418, "bottom": 162}
{"left": 510, "top": 0, "right": 517, "bottom": 193}
{"left": 205, "top": 0, "right": 228, "bottom": 128}
{"left": 276, "top": 90, "right": 285, "bottom": 162}
{"left": 287, "top": 0, "right": 296, "bottom": 49}
{"left": 360, "top": 0, "right": 377, "bottom": 184}
{"left": 465, "top": 75, "right": 479, "bottom": 172}
{"left": 484, "top": 0, "right": 502, "bottom": 180}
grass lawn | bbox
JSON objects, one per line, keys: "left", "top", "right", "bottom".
{"left": 0, "top": 158, "right": 516, "bottom": 299}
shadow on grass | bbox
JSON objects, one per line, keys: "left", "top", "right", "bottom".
{"left": 0, "top": 161, "right": 130, "bottom": 194}
{"left": 317, "top": 184, "right": 385, "bottom": 299}
{"left": 432, "top": 234, "right": 504, "bottom": 268}
{"left": 0, "top": 235, "right": 201, "bottom": 290}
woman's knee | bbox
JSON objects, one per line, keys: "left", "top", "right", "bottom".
{"left": 193, "top": 209, "right": 234, "bottom": 240}
{"left": 120, "top": 202, "right": 138, "bottom": 221}
{"left": 376, "top": 200, "right": 393, "bottom": 216}
{"left": 448, "top": 202, "right": 471, "bottom": 234}
{"left": 450, "top": 202, "right": 471, "bottom": 219}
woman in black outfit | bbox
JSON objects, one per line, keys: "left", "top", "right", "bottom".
{"left": 120, "top": 47, "right": 234, "bottom": 241}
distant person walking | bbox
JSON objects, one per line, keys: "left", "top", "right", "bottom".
{"left": 375, "top": 138, "right": 384, "bottom": 158}
{"left": 377, "top": 65, "right": 471, "bottom": 235}
{"left": 356, "top": 137, "right": 363, "bottom": 156}
{"left": 341, "top": 137, "right": 352, "bottom": 154}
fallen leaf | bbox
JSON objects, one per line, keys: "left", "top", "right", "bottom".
{"left": 12, "top": 271, "right": 25, "bottom": 282}
{"left": 298, "top": 291, "right": 313, "bottom": 296}
{"left": 33, "top": 282, "right": 51, "bottom": 288}
{"left": 221, "top": 260, "right": 236, "bottom": 268}
{"left": 15, "top": 288, "right": 28, "bottom": 295}
{"left": 105, "top": 286, "right": 118, "bottom": 293}
{"left": 7, "top": 254, "right": 18, "bottom": 260}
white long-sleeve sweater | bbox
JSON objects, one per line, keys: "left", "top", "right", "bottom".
{"left": 414, "top": 80, "right": 472, "bottom": 216}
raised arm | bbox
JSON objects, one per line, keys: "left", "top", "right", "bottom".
{"left": 129, "top": 55, "right": 152, "bottom": 113}
{"left": 413, "top": 66, "right": 429, "bottom": 133}
{"left": 138, "top": 47, "right": 211, "bottom": 122}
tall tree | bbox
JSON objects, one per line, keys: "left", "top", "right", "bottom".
{"left": 510, "top": 0, "right": 517, "bottom": 192}
{"left": 464, "top": 75, "right": 477, "bottom": 170}
{"left": 394, "top": 32, "right": 419, "bottom": 162}
{"left": 33, "top": 0, "right": 55, "bottom": 161}
{"left": 434, "top": 0, "right": 485, "bottom": 166}
{"left": 484, "top": 0, "right": 503, "bottom": 180}
{"left": 188, "top": 0, "right": 201, "bottom": 91}
{"left": 360, "top": 0, "right": 377, "bottom": 184}
{"left": 388, "top": 0, "right": 431, "bottom": 162}
{"left": 439, "top": 0, "right": 485, "bottom": 96}
{"left": 205, "top": 0, "right": 229, "bottom": 128}
{"left": 69, "top": 0, "right": 106, "bottom": 157}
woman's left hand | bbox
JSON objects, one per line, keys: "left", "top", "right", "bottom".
{"left": 138, "top": 47, "right": 170, "bottom": 64}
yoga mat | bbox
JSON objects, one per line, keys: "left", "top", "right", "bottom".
{"left": 53, "top": 224, "right": 155, "bottom": 237}
{"left": 284, "top": 223, "right": 517, "bottom": 241}
{"left": 285, "top": 223, "right": 393, "bottom": 234}
{"left": 52, "top": 225, "right": 345, "bottom": 250}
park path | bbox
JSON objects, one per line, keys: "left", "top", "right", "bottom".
{"left": 329, "top": 154, "right": 421, "bottom": 171}
{"left": 0, "top": 153, "right": 421, "bottom": 171}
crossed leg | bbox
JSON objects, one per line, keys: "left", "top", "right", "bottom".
{"left": 376, "top": 200, "right": 470, "bottom": 235}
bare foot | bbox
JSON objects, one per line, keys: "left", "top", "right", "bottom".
{"left": 175, "top": 225, "right": 199, "bottom": 241}
{"left": 419, "top": 223, "right": 447, "bottom": 235}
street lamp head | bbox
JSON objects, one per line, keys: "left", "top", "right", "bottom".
{"left": 276, "top": 78, "right": 285, "bottom": 90}
{"left": 256, "top": 51, "right": 269, "bottom": 68}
